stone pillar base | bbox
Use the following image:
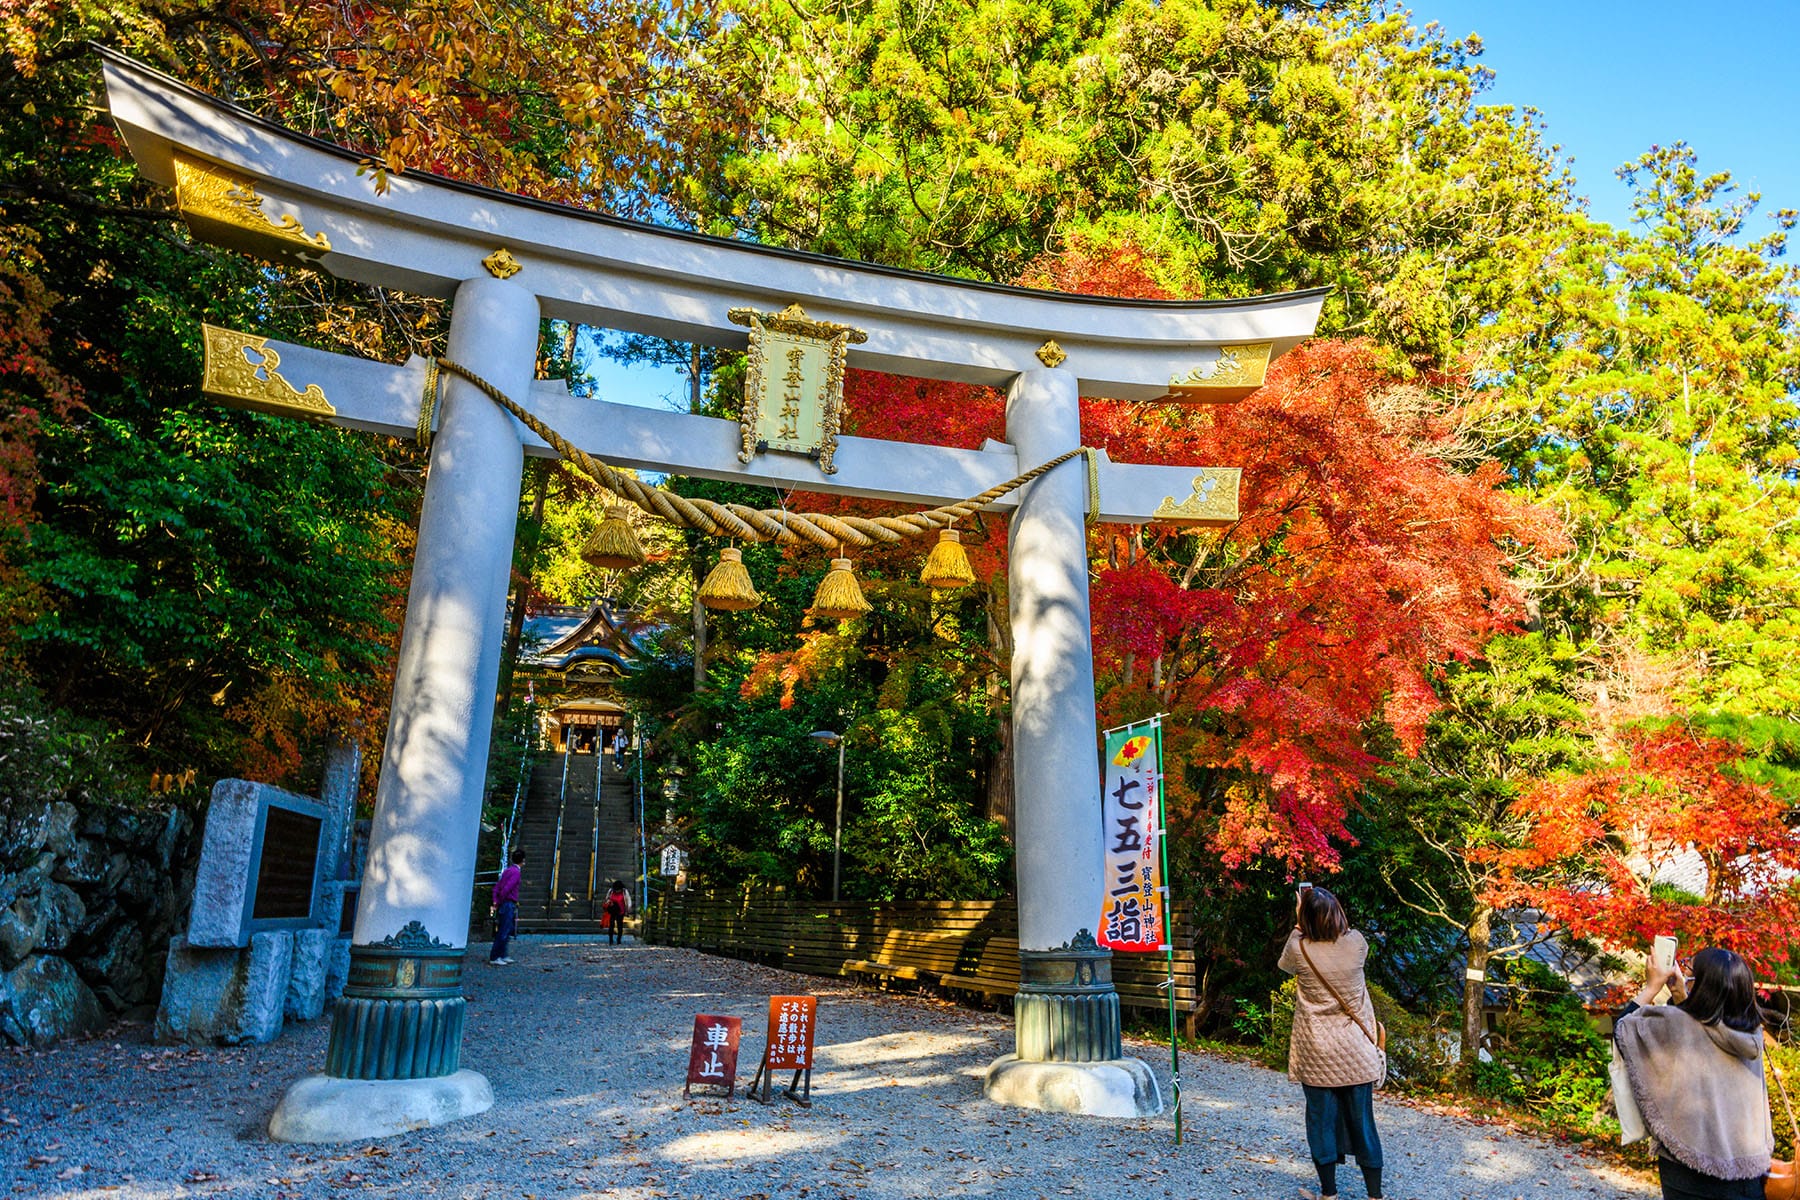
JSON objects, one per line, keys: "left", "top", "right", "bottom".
{"left": 983, "top": 1054, "right": 1161, "bottom": 1118}
{"left": 268, "top": 1069, "right": 493, "bottom": 1142}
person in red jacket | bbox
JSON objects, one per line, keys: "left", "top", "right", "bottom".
{"left": 604, "top": 879, "right": 632, "bottom": 946}
{"left": 489, "top": 849, "right": 525, "bottom": 965}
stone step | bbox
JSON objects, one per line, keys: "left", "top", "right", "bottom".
{"left": 498, "top": 753, "right": 640, "bottom": 906}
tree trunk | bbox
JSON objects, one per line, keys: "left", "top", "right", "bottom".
{"left": 691, "top": 559, "right": 708, "bottom": 692}
{"left": 1461, "top": 905, "right": 1493, "bottom": 1078}
{"left": 493, "top": 460, "right": 551, "bottom": 731}
{"left": 1122, "top": 531, "right": 1139, "bottom": 686}
{"left": 983, "top": 578, "right": 1014, "bottom": 831}
{"left": 688, "top": 343, "right": 708, "bottom": 694}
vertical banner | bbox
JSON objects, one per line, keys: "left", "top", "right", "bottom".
{"left": 1098, "top": 719, "right": 1167, "bottom": 952}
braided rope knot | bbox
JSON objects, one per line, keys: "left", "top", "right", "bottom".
{"left": 425, "top": 358, "right": 1101, "bottom": 549}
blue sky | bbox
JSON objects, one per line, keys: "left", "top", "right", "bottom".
{"left": 586, "top": 2, "right": 1800, "bottom": 407}
{"left": 1420, "top": 1, "right": 1800, "bottom": 231}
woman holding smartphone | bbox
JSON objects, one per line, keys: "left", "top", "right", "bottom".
{"left": 1279, "top": 885, "right": 1386, "bottom": 1200}
{"left": 1613, "top": 947, "right": 1774, "bottom": 1200}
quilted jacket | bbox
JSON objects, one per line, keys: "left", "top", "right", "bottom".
{"left": 1279, "top": 927, "right": 1384, "bottom": 1088}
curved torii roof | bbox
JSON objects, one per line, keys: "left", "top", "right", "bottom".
{"left": 97, "top": 48, "right": 1324, "bottom": 403}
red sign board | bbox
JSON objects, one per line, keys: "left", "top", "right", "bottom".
{"left": 684, "top": 1013, "right": 741, "bottom": 1097}
{"left": 764, "top": 994, "right": 816, "bottom": 1070}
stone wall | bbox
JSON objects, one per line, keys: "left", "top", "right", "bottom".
{"left": 0, "top": 797, "right": 200, "bottom": 1046}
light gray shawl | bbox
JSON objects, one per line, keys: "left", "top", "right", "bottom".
{"left": 1614, "top": 1004, "right": 1772, "bottom": 1180}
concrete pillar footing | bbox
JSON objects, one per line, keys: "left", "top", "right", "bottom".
{"left": 268, "top": 1069, "right": 494, "bottom": 1143}
{"left": 983, "top": 1053, "right": 1161, "bottom": 1118}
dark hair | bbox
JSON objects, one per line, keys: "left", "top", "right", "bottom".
{"left": 510, "top": 848, "right": 526, "bottom": 865}
{"left": 1299, "top": 886, "right": 1349, "bottom": 943}
{"left": 1680, "top": 947, "right": 1762, "bottom": 1033}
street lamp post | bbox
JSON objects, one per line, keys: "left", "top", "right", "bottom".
{"left": 809, "top": 730, "right": 845, "bottom": 902}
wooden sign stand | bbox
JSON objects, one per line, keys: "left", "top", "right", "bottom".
{"left": 748, "top": 1057, "right": 812, "bottom": 1107}
{"left": 749, "top": 995, "right": 816, "bottom": 1107}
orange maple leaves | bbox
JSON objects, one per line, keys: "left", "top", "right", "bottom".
{"left": 1489, "top": 725, "right": 1800, "bottom": 974}
{"left": 1087, "top": 340, "right": 1564, "bottom": 869}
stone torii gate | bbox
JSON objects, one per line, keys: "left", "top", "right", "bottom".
{"left": 99, "top": 50, "right": 1323, "bottom": 1141}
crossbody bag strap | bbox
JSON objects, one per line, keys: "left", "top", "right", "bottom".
{"left": 1768, "top": 1030, "right": 1799, "bottom": 1150}
{"left": 1297, "top": 936, "right": 1380, "bottom": 1049}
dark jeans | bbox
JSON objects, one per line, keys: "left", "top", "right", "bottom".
{"left": 490, "top": 901, "right": 516, "bottom": 961}
{"left": 1657, "top": 1155, "right": 1764, "bottom": 1200}
{"left": 606, "top": 905, "right": 625, "bottom": 944}
{"left": 1304, "top": 1082, "right": 1383, "bottom": 1195}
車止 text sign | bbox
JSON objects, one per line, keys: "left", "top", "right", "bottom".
{"left": 684, "top": 1013, "right": 741, "bottom": 1097}
{"left": 1097, "top": 719, "right": 1167, "bottom": 952}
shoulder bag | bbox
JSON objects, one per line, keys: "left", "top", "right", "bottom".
{"left": 1768, "top": 1032, "right": 1797, "bottom": 1200}
{"left": 1610, "top": 1039, "right": 1648, "bottom": 1145}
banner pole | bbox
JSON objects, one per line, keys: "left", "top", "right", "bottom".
{"left": 1154, "top": 714, "right": 1181, "bottom": 1146}
{"left": 1100, "top": 713, "right": 1180, "bottom": 1141}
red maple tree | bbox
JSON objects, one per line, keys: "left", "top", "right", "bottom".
{"left": 765, "top": 236, "right": 1562, "bottom": 872}
{"left": 1486, "top": 725, "right": 1800, "bottom": 974}
{"left": 1085, "top": 340, "right": 1560, "bottom": 869}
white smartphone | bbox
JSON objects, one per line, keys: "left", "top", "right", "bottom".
{"left": 1298, "top": 881, "right": 1313, "bottom": 892}
{"left": 1652, "top": 935, "right": 1678, "bottom": 1004}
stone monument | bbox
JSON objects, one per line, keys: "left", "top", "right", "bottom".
{"left": 154, "top": 740, "right": 361, "bottom": 1043}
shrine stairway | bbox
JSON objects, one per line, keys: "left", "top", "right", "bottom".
{"left": 511, "top": 751, "right": 641, "bottom": 934}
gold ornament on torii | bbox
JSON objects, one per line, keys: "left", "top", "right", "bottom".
{"left": 1165, "top": 342, "right": 1273, "bottom": 401}
{"left": 729, "top": 303, "right": 867, "bottom": 475}
{"left": 1150, "top": 468, "right": 1241, "bottom": 525}
{"left": 200, "top": 324, "right": 336, "bottom": 420}
{"left": 171, "top": 153, "right": 332, "bottom": 260}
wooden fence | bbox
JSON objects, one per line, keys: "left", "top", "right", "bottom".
{"left": 639, "top": 890, "right": 1201, "bottom": 1034}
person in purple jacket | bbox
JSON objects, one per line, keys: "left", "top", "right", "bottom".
{"left": 489, "top": 848, "right": 524, "bottom": 965}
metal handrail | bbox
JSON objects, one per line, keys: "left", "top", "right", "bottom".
{"left": 635, "top": 729, "right": 648, "bottom": 913}
{"left": 586, "top": 748, "right": 601, "bottom": 910}
{"left": 497, "top": 705, "right": 535, "bottom": 868}
{"left": 548, "top": 743, "right": 571, "bottom": 911}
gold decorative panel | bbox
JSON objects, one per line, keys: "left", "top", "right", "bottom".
{"left": 729, "top": 304, "right": 867, "bottom": 475}
{"left": 1035, "top": 339, "right": 1067, "bottom": 368}
{"left": 172, "top": 153, "right": 331, "bottom": 259}
{"left": 1165, "top": 342, "right": 1273, "bottom": 401}
{"left": 201, "top": 324, "right": 336, "bottom": 420}
{"left": 1150, "top": 468, "right": 1240, "bottom": 527}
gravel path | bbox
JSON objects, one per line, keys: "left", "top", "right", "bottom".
{"left": 0, "top": 940, "right": 1654, "bottom": 1199}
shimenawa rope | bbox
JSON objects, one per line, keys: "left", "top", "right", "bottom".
{"left": 423, "top": 358, "right": 1101, "bottom": 549}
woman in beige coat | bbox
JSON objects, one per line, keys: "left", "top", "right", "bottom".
{"left": 1279, "top": 886, "right": 1385, "bottom": 1200}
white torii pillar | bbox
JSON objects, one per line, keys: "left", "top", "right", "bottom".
{"left": 986, "top": 369, "right": 1160, "bottom": 1114}
{"left": 269, "top": 276, "right": 537, "bottom": 1140}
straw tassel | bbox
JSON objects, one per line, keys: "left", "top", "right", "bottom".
{"left": 810, "top": 557, "right": 872, "bottom": 619}
{"left": 581, "top": 505, "right": 647, "bottom": 570}
{"left": 698, "top": 546, "right": 761, "bottom": 611}
{"left": 919, "top": 528, "right": 975, "bottom": 590}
